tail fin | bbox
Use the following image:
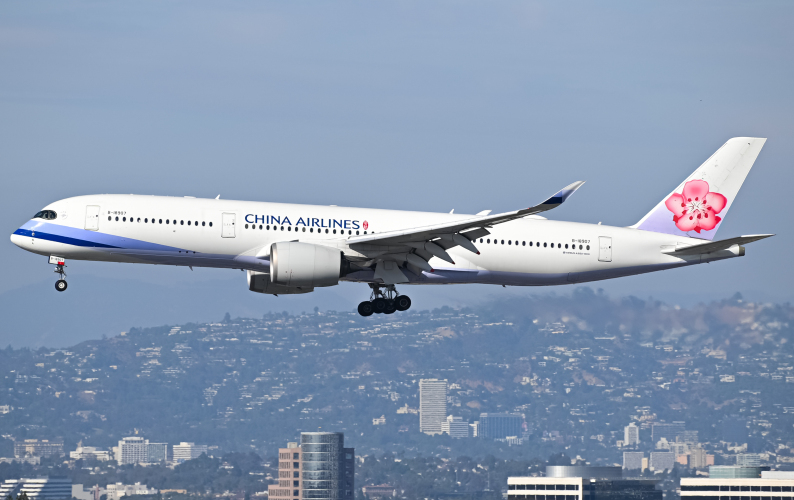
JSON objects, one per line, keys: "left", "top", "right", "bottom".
{"left": 632, "top": 137, "right": 766, "bottom": 240}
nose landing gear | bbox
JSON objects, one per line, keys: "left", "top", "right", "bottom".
{"left": 357, "top": 284, "right": 411, "bottom": 317}
{"left": 50, "top": 256, "right": 68, "bottom": 292}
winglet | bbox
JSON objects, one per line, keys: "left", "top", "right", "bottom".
{"left": 537, "top": 181, "right": 585, "bottom": 208}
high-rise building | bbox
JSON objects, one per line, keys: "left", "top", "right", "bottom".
{"left": 419, "top": 379, "right": 447, "bottom": 435}
{"left": 479, "top": 413, "right": 523, "bottom": 440}
{"left": 681, "top": 475, "right": 794, "bottom": 500}
{"left": 173, "top": 442, "right": 208, "bottom": 463}
{"left": 709, "top": 466, "right": 762, "bottom": 479}
{"left": 651, "top": 422, "right": 686, "bottom": 444}
{"left": 441, "top": 416, "right": 470, "bottom": 438}
{"left": 0, "top": 477, "right": 72, "bottom": 500}
{"left": 147, "top": 442, "right": 168, "bottom": 463}
{"left": 14, "top": 439, "right": 64, "bottom": 459}
{"left": 649, "top": 452, "right": 675, "bottom": 472}
{"left": 688, "top": 447, "right": 711, "bottom": 469}
{"left": 736, "top": 454, "right": 761, "bottom": 467}
{"left": 115, "top": 437, "right": 148, "bottom": 465}
{"left": 508, "top": 466, "right": 661, "bottom": 500}
{"left": 623, "top": 452, "right": 644, "bottom": 471}
{"left": 623, "top": 423, "right": 639, "bottom": 447}
{"left": 268, "top": 433, "right": 354, "bottom": 500}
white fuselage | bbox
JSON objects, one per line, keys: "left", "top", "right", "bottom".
{"left": 11, "top": 194, "right": 741, "bottom": 287}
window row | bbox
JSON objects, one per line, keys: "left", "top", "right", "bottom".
{"left": 682, "top": 496, "right": 792, "bottom": 500}
{"left": 510, "top": 485, "right": 579, "bottom": 491}
{"left": 109, "top": 216, "right": 213, "bottom": 227}
{"left": 244, "top": 224, "right": 369, "bottom": 236}
{"left": 683, "top": 486, "right": 794, "bottom": 492}
{"left": 479, "top": 238, "right": 590, "bottom": 251}
{"left": 507, "top": 495, "right": 579, "bottom": 500}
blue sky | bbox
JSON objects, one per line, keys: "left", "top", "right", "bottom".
{"left": 1, "top": 1, "right": 793, "bottom": 345}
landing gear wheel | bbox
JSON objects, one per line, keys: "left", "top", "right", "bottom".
{"left": 357, "top": 301, "right": 374, "bottom": 317}
{"left": 394, "top": 295, "right": 411, "bottom": 311}
{"left": 372, "top": 297, "right": 387, "bottom": 314}
{"left": 384, "top": 300, "right": 397, "bottom": 315}
{"left": 55, "top": 280, "right": 68, "bottom": 292}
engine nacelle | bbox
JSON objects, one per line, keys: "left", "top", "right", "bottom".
{"left": 247, "top": 270, "right": 314, "bottom": 295}
{"left": 270, "top": 242, "right": 345, "bottom": 287}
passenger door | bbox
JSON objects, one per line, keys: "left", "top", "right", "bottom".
{"left": 85, "top": 205, "right": 100, "bottom": 231}
{"left": 222, "top": 212, "right": 236, "bottom": 238}
{"left": 598, "top": 236, "right": 612, "bottom": 262}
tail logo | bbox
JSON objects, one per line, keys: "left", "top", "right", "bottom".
{"left": 664, "top": 180, "right": 727, "bottom": 234}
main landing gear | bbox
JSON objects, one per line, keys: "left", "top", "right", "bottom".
{"left": 50, "top": 256, "right": 68, "bottom": 292}
{"left": 358, "top": 284, "right": 411, "bottom": 317}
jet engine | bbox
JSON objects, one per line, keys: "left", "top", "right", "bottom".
{"left": 270, "top": 242, "right": 349, "bottom": 287}
{"left": 247, "top": 270, "right": 314, "bottom": 295}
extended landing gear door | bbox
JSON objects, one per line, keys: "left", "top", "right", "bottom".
{"left": 222, "top": 212, "right": 236, "bottom": 238}
{"left": 598, "top": 236, "right": 612, "bottom": 262}
{"left": 85, "top": 205, "right": 100, "bottom": 231}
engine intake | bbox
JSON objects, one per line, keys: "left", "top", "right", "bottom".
{"left": 270, "top": 242, "right": 346, "bottom": 287}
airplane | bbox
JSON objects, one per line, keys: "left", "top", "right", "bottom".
{"left": 11, "top": 137, "right": 774, "bottom": 317}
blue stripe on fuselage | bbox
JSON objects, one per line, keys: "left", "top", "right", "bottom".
{"left": 14, "top": 228, "right": 119, "bottom": 248}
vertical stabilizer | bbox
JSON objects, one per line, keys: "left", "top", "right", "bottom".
{"left": 632, "top": 137, "right": 766, "bottom": 240}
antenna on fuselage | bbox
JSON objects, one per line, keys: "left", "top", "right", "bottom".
{"left": 215, "top": 195, "right": 220, "bottom": 199}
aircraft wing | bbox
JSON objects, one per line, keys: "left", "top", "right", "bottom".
{"left": 348, "top": 181, "right": 585, "bottom": 249}
{"left": 664, "top": 234, "right": 774, "bottom": 256}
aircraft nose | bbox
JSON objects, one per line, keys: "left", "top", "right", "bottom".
{"left": 10, "top": 225, "right": 28, "bottom": 249}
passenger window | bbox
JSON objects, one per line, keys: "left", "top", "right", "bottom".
{"left": 501, "top": 240, "right": 504, "bottom": 244}
{"left": 586, "top": 245, "right": 589, "bottom": 250}
{"left": 166, "top": 219, "right": 170, "bottom": 224}
{"left": 159, "top": 219, "right": 163, "bottom": 224}
{"left": 209, "top": 222, "right": 213, "bottom": 227}
{"left": 356, "top": 231, "right": 359, "bottom": 235}
{"left": 123, "top": 217, "right": 126, "bottom": 222}
{"left": 487, "top": 239, "right": 490, "bottom": 243}
{"left": 181, "top": 220, "right": 184, "bottom": 225}
{"left": 508, "top": 240, "right": 512, "bottom": 245}
{"left": 310, "top": 228, "right": 313, "bottom": 233}
{"left": 543, "top": 242, "right": 547, "bottom": 247}
{"left": 115, "top": 217, "right": 119, "bottom": 221}
{"left": 202, "top": 221, "right": 205, "bottom": 226}
{"left": 333, "top": 229, "right": 337, "bottom": 234}
{"left": 145, "top": 218, "right": 148, "bottom": 223}
{"left": 108, "top": 216, "right": 111, "bottom": 221}
{"left": 579, "top": 245, "right": 582, "bottom": 250}
{"left": 565, "top": 244, "right": 568, "bottom": 249}
{"left": 522, "top": 241, "right": 525, "bottom": 246}
{"left": 326, "top": 229, "right": 329, "bottom": 234}
{"left": 245, "top": 224, "right": 249, "bottom": 229}
{"left": 187, "top": 221, "right": 191, "bottom": 225}
{"left": 529, "top": 241, "right": 533, "bottom": 246}
{"left": 303, "top": 228, "right": 306, "bottom": 232}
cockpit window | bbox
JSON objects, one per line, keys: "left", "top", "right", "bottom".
{"left": 33, "top": 210, "right": 58, "bottom": 220}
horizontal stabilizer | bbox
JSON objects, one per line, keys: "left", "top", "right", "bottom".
{"left": 663, "top": 234, "right": 774, "bottom": 256}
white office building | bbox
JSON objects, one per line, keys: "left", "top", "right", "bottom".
{"left": 441, "top": 416, "right": 470, "bottom": 438}
{"left": 649, "top": 452, "right": 675, "bottom": 472}
{"left": 623, "top": 452, "right": 644, "bottom": 471}
{"left": 624, "top": 423, "right": 639, "bottom": 447}
{"left": 681, "top": 475, "right": 794, "bottom": 500}
{"left": 105, "top": 482, "right": 158, "bottom": 500}
{"left": 70, "top": 446, "right": 111, "bottom": 462}
{"left": 115, "top": 437, "right": 148, "bottom": 465}
{"left": 172, "top": 442, "right": 208, "bottom": 462}
{"left": 0, "top": 478, "right": 72, "bottom": 500}
{"left": 419, "top": 379, "right": 447, "bottom": 435}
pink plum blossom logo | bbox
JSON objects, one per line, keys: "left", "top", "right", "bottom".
{"left": 664, "top": 180, "right": 727, "bottom": 233}
{"left": 362, "top": 220, "right": 369, "bottom": 230}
